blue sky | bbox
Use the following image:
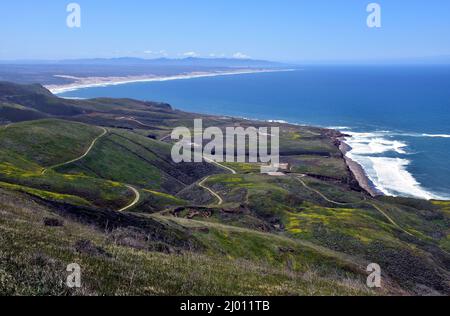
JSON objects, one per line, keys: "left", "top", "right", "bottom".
{"left": 1, "top": 0, "right": 450, "bottom": 62}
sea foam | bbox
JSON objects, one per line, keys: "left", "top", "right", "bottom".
{"left": 421, "top": 133, "right": 450, "bottom": 138}
{"left": 342, "top": 130, "right": 444, "bottom": 200}
{"left": 344, "top": 132, "right": 407, "bottom": 155}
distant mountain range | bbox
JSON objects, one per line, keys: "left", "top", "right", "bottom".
{"left": 3, "top": 55, "right": 450, "bottom": 66}
{"left": 0, "top": 57, "right": 291, "bottom": 68}
{"left": 0, "top": 57, "right": 294, "bottom": 85}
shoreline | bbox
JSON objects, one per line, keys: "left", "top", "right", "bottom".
{"left": 46, "top": 69, "right": 443, "bottom": 201}
{"left": 337, "top": 131, "right": 447, "bottom": 201}
{"left": 46, "top": 68, "right": 295, "bottom": 94}
{"left": 205, "top": 114, "right": 380, "bottom": 197}
{"left": 338, "top": 138, "right": 381, "bottom": 197}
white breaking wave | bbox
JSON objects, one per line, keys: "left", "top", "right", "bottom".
{"left": 421, "top": 133, "right": 450, "bottom": 138}
{"left": 375, "top": 132, "right": 450, "bottom": 139}
{"left": 328, "top": 126, "right": 351, "bottom": 130}
{"left": 342, "top": 130, "right": 445, "bottom": 200}
{"left": 342, "top": 131, "right": 407, "bottom": 155}
{"left": 347, "top": 153, "right": 440, "bottom": 200}
{"left": 341, "top": 129, "right": 450, "bottom": 140}
{"left": 267, "top": 119, "right": 289, "bottom": 124}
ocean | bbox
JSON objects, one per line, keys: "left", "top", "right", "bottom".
{"left": 58, "top": 65, "right": 450, "bottom": 200}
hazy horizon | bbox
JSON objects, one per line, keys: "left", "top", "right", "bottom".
{"left": 1, "top": 55, "right": 450, "bottom": 66}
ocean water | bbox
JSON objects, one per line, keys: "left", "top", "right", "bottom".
{"left": 59, "top": 66, "right": 450, "bottom": 200}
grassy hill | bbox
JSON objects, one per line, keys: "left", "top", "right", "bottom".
{"left": 55, "top": 128, "right": 219, "bottom": 195}
{"left": 0, "top": 187, "right": 384, "bottom": 296}
{"left": 0, "top": 82, "right": 448, "bottom": 295}
{"left": 0, "top": 119, "right": 104, "bottom": 166}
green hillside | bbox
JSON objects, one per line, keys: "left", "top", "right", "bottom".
{"left": 0, "top": 187, "right": 379, "bottom": 296}
{"left": 55, "top": 129, "right": 215, "bottom": 194}
{"left": 0, "top": 82, "right": 448, "bottom": 296}
{"left": 0, "top": 119, "right": 104, "bottom": 166}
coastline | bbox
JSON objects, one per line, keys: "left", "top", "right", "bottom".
{"left": 46, "top": 65, "right": 378, "bottom": 197}
{"left": 337, "top": 130, "right": 447, "bottom": 201}
{"left": 46, "top": 68, "right": 295, "bottom": 94}
{"left": 217, "top": 115, "right": 380, "bottom": 197}
{"left": 338, "top": 138, "right": 381, "bottom": 197}
{"left": 45, "top": 68, "right": 445, "bottom": 201}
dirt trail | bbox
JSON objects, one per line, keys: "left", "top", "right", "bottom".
{"left": 204, "top": 156, "right": 237, "bottom": 174}
{"left": 367, "top": 203, "right": 414, "bottom": 236}
{"left": 159, "top": 134, "right": 172, "bottom": 142}
{"left": 119, "top": 117, "right": 155, "bottom": 129}
{"left": 296, "top": 174, "right": 349, "bottom": 206}
{"left": 41, "top": 127, "right": 107, "bottom": 175}
{"left": 196, "top": 157, "right": 237, "bottom": 206}
{"left": 118, "top": 185, "right": 141, "bottom": 212}
{"left": 36, "top": 126, "right": 139, "bottom": 212}
{"left": 198, "top": 176, "right": 223, "bottom": 206}
{"left": 294, "top": 175, "right": 414, "bottom": 237}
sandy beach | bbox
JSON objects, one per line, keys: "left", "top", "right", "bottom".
{"left": 339, "top": 140, "right": 381, "bottom": 197}
{"left": 45, "top": 68, "right": 294, "bottom": 94}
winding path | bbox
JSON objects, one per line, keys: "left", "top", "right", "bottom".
{"left": 196, "top": 157, "right": 238, "bottom": 206}
{"left": 295, "top": 174, "right": 349, "bottom": 206}
{"left": 204, "top": 156, "right": 237, "bottom": 174}
{"left": 41, "top": 127, "right": 108, "bottom": 175}
{"left": 367, "top": 203, "right": 413, "bottom": 236}
{"left": 198, "top": 176, "right": 223, "bottom": 206}
{"left": 38, "top": 126, "right": 140, "bottom": 212}
{"left": 294, "top": 175, "right": 414, "bottom": 237}
{"left": 117, "top": 117, "right": 153, "bottom": 129}
{"left": 159, "top": 134, "right": 172, "bottom": 142}
{"left": 118, "top": 185, "right": 141, "bottom": 212}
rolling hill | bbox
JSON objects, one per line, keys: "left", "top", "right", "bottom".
{"left": 0, "top": 82, "right": 448, "bottom": 295}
